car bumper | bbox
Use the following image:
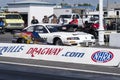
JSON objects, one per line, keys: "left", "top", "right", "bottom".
{"left": 63, "top": 40, "right": 96, "bottom": 47}
{"left": 79, "top": 42, "right": 96, "bottom": 47}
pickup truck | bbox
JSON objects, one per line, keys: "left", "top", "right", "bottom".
{"left": 58, "top": 13, "right": 89, "bottom": 27}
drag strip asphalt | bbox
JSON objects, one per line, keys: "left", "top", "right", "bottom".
{"left": 0, "top": 56, "right": 120, "bottom": 78}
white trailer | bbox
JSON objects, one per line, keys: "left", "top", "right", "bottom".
{"left": 29, "top": 6, "right": 54, "bottom": 25}
{"left": 54, "top": 8, "right": 72, "bottom": 18}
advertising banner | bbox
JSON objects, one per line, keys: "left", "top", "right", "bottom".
{"left": 0, "top": 43, "right": 120, "bottom": 67}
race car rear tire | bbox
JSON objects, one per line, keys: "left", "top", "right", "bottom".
{"left": 17, "top": 38, "right": 26, "bottom": 43}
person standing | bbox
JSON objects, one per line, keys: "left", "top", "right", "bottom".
{"left": 42, "top": 15, "right": 49, "bottom": 23}
{"left": 51, "top": 15, "right": 58, "bottom": 24}
{"left": 69, "top": 16, "right": 78, "bottom": 25}
{"left": 0, "top": 18, "right": 5, "bottom": 33}
{"left": 31, "top": 16, "right": 39, "bottom": 24}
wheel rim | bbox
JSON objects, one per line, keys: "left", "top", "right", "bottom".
{"left": 55, "top": 39, "right": 63, "bottom": 45}
{"left": 21, "top": 38, "right": 25, "bottom": 43}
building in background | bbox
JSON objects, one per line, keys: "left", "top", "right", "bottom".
{"left": 8, "top": 0, "right": 55, "bottom": 26}
{"left": 105, "top": 2, "right": 120, "bottom": 18}
{"left": 54, "top": 5, "right": 96, "bottom": 17}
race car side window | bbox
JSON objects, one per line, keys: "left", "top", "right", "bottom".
{"left": 26, "top": 26, "right": 34, "bottom": 32}
{"left": 46, "top": 25, "right": 58, "bottom": 33}
{"left": 35, "top": 25, "right": 48, "bottom": 33}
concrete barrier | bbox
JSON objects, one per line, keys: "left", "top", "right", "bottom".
{"left": 109, "top": 33, "right": 120, "bottom": 47}
{"left": 0, "top": 43, "right": 120, "bottom": 67}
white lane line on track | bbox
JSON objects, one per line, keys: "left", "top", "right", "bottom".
{"left": 0, "top": 61, "right": 120, "bottom": 76}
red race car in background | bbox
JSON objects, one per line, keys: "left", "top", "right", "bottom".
{"left": 91, "top": 20, "right": 106, "bottom": 30}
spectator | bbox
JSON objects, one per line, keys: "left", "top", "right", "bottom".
{"left": 0, "top": 18, "right": 5, "bottom": 33}
{"left": 0, "top": 18, "right": 4, "bottom": 27}
{"left": 69, "top": 16, "right": 78, "bottom": 25}
{"left": 83, "top": 21, "right": 91, "bottom": 33}
{"left": 58, "top": 16, "right": 65, "bottom": 25}
{"left": 84, "top": 21, "right": 89, "bottom": 28}
{"left": 31, "top": 16, "right": 39, "bottom": 24}
{"left": 42, "top": 15, "right": 49, "bottom": 23}
{"left": 51, "top": 14, "right": 58, "bottom": 24}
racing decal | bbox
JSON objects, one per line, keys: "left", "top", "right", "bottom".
{"left": 62, "top": 52, "right": 85, "bottom": 58}
{"left": 91, "top": 51, "right": 114, "bottom": 63}
{"left": 0, "top": 46, "right": 24, "bottom": 55}
{"left": 26, "top": 48, "right": 63, "bottom": 57}
{"left": 42, "top": 37, "right": 47, "bottom": 41}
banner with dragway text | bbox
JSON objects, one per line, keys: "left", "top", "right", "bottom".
{"left": 0, "top": 43, "right": 120, "bottom": 67}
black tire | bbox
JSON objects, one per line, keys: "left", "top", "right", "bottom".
{"left": 55, "top": 39, "right": 63, "bottom": 45}
{"left": 0, "top": 27, "right": 5, "bottom": 34}
{"left": 1, "top": 29, "right": 5, "bottom": 34}
{"left": 17, "top": 38, "right": 26, "bottom": 43}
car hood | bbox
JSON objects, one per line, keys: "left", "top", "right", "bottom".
{"left": 53, "top": 31, "right": 92, "bottom": 36}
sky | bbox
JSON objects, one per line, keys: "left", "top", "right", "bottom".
{"left": 0, "top": 0, "right": 120, "bottom": 7}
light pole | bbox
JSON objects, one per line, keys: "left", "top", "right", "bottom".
{"left": 13, "top": 0, "right": 16, "bottom": 3}
{"left": 98, "top": 0, "right": 105, "bottom": 45}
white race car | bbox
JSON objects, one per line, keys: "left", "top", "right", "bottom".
{"left": 12, "top": 24, "right": 96, "bottom": 46}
